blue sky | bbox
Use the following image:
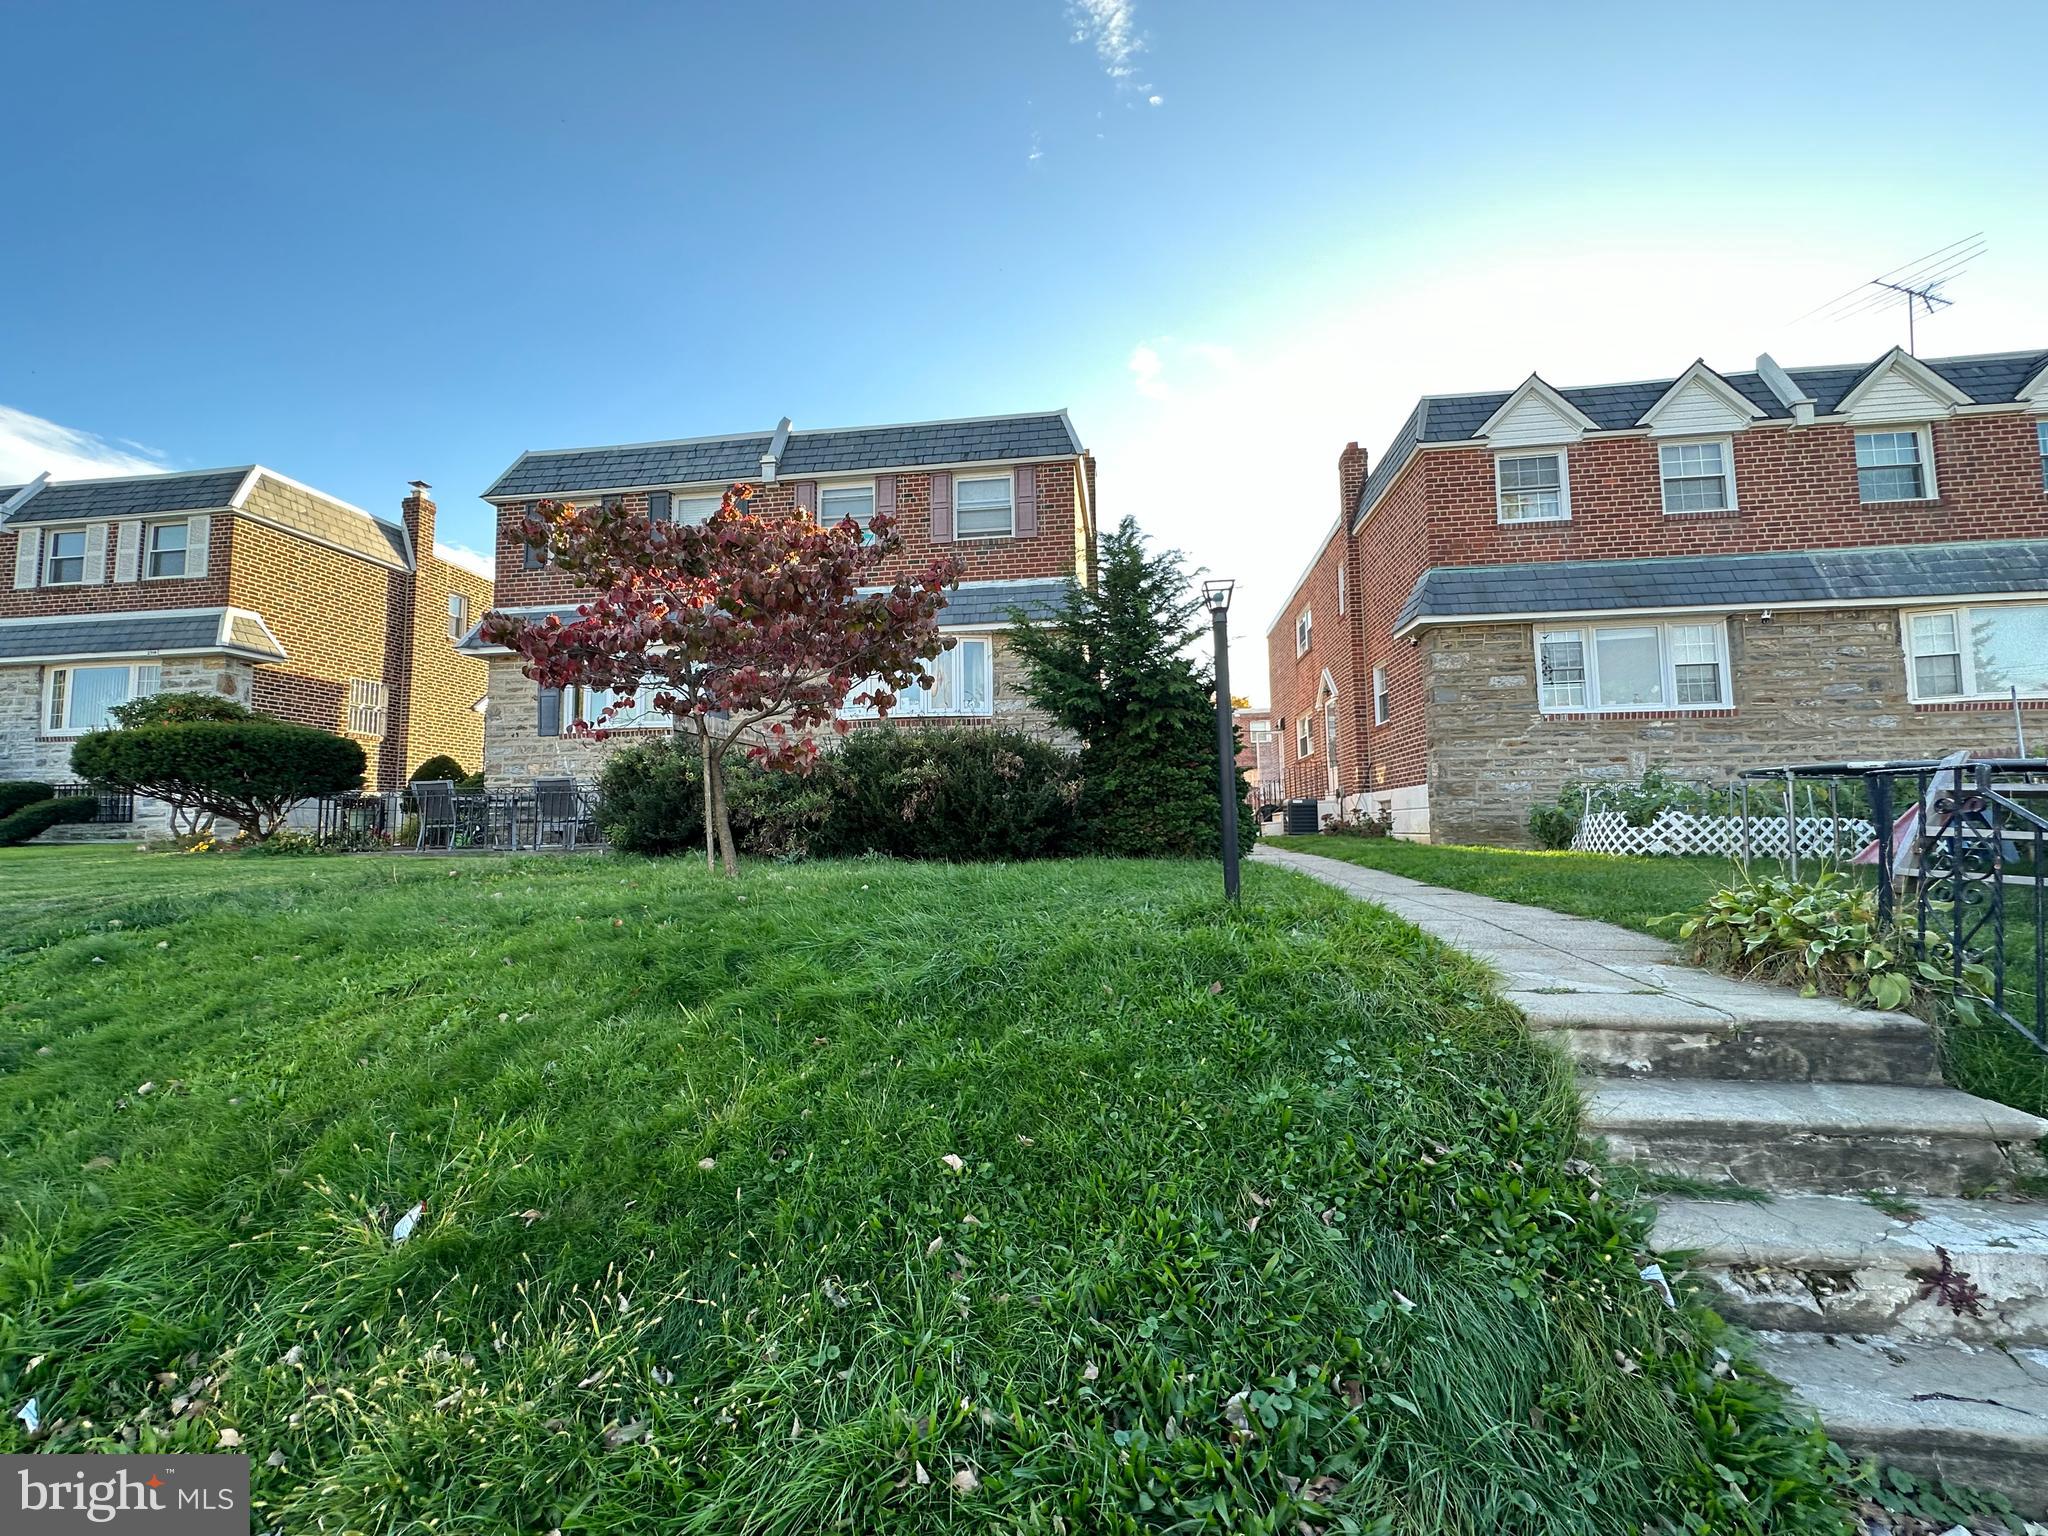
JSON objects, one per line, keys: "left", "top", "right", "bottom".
{"left": 4, "top": 0, "right": 2046, "bottom": 700}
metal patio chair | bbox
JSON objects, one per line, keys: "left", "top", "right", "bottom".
{"left": 413, "top": 780, "right": 461, "bottom": 851}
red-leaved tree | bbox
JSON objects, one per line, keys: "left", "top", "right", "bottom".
{"left": 482, "top": 484, "right": 961, "bottom": 873}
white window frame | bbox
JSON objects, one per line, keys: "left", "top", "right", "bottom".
{"left": 144, "top": 520, "right": 190, "bottom": 579}
{"left": 952, "top": 473, "right": 1015, "bottom": 540}
{"left": 346, "top": 678, "right": 389, "bottom": 739}
{"left": 42, "top": 526, "right": 89, "bottom": 586}
{"left": 1296, "top": 714, "right": 1313, "bottom": 758}
{"left": 1854, "top": 426, "right": 1937, "bottom": 504}
{"left": 1337, "top": 564, "right": 1347, "bottom": 616}
{"left": 447, "top": 590, "right": 469, "bottom": 642}
{"left": 1534, "top": 620, "right": 1732, "bottom": 715}
{"left": 42, "top": 662, "right": 162, "bottom": 736}
{"left": 1372, "top": 665, "right": 1389, "bottom": 725}
{"left": 1901, "top": 601, "right": 2048, "bottom": 704}
{"left": 839, "top": 634, "right": 996, "bottom": 720}
{"left": 1295, "top": 607, "right": 1312, "bottom": 657}
{"left": 1494, "top": 450, "right": 1570, "bottom": 524}
{"left": 817, "top": 480, "right": 877, "bottom": 531}
{"left": 2036, "top": 421, "right": 2047, "bottom": 490}
{"left": 1658, "top": 437, "right": 1737, "bottom": 514}
{"left": 576, "top": 681, "right": 670, "bottom": 731}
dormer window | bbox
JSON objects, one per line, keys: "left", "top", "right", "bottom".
{"left": 146, "top": 521, "right": 189, "bottom": 578}
{"left": 1495, "top": 452, "right": 1568, "bottom": 523}
{"left": 1659, "top": 439, "right": 1734, "bottom": 513}
{"left": 44, "top": 529, "right": 88, "bottom": 585}
{"left": 818, "top": 483, "right": 876, "bottom": 531}
{"left": 1855, "top": 428, "right": 1933, "bottom": 503}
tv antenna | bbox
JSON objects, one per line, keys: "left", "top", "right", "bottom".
{"left": 1796, "top": 234, "right": 1986, "bottom": 353}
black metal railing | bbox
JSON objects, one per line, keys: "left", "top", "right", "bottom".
{"left": 49, "top": 781, "right": 135, "bottom": 824}
{"left": 1738, "top": 760, "right": 2048, "bottom": 1057}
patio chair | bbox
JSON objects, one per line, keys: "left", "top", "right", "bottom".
{"left": 413, "top": 780, "right": 460, "bottom": 851}
{"left": 533, "top": 777, "right": 587, "bottom": 850}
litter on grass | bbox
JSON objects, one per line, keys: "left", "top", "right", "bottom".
{"left": 391, "top": 1201, "right": 427, "bottom": 1244}
{"left": 15, "top": 1398, "right": 40, "bottom": 1434}
{"left": 1638, "top": 1262, "right": 1677, "bottom": 1309}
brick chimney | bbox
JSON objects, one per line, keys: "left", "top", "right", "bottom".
{"left": 1337, "top": 442, "right": 1368, "bottom": 522}
{"left": 402, "top": 480, "right": 436, "bottom": 563}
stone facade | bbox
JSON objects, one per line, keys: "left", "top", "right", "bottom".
{"left": 1421, "top": 608, "right": 2048, "bottom": 846}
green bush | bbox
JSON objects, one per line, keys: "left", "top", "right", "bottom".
{"left": 597, "top": 738, "right": 837, "bottom": 860}
{"left": 70, "top": 720, "right": 365, "bottom": 839}
{"left": 410, "top": 753, "right": 471, "bottom": 784}
{"left": 815, "top": 728, "right": 1084, "bottom": 861}
{"left": 1527, "top": 803, "right": 1579, "bottom": 850}
{"left": 0, "top": 781, "right": 56, "bottom": 819}
{"left": 107, "top": 690, "right": 254, "bottom": 727}
{"left": 0, "top": 795, "right": 97, "bottom": 846}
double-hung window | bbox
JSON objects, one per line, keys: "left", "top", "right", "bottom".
{"left": 44, "top": 529, "right": 87, "bottom": 584}
{"left": 1294, "top": 608, "right": 1312, "bottom": 657}
{"left": 818, "top": 483, "right": 876, "bottom": 532}
{"left": 1659, "top": 439, "right": 1734, "bottom": 513}
{"left": 145, "top": 522, "right": 188, "bottom": 578}
{"left": 45, "top": 663, "right": 161, "bottom": 734}
{"left": 577, "top": 681, "right": 668, "bottom": 730}
{"left": 2037, "top": 421, "right": 2047, "bottom": 490}
{"left": 953, "top": 475, "right": 1014, "bottom": 539}
{"left": 1372, "top": 666, "right": 1390, "bottom": 725}
{"left": 1495, "top": 452, "right": 1568, "bottom": 523}
{"left": 840, "top": 636, "right": 994, "bottom": 719}
{"left": 1855, "top": 429, "right": 1932, "bottom": 502}
{"left": 1535, "top": 621, "right": 1730, "bottom": 713}
{"left": 1905, "top": 603, "right": 2048, "bottom": 702}
{"left": 447, "top": 591, "right": 469, "bottom": 642}
{"left": 1296, "top": 715, "right": 1313, "bottom": 757}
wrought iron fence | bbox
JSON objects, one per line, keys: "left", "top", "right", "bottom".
{"left": 49, "top": 781, "right": 135, "bottom": 824}
{"left": 1737, "top": 760, "right": 2048, "bottom": 1057}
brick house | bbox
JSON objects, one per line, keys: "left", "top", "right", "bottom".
{"left": 1233, "top": 707, "right": 1281, "bottom": 811}
{"left": 0, "top": 467, "right": 493, "bottom": 833}
{"left": 1266, "top": 346, "right": 2048, "bottom": 844}
{"left": 459, "top": 412, "right": 1097, "bottom": 782}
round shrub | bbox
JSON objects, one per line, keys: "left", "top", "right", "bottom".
{"left": 70, "top": 720, "right": 366, "bottom": 839}
{"left": 411, "top": 754, "right": 472, "bottom": 785}
{"left": 0, "top": 781, "right": 56, "bottom": 820}
{"left": 1527, "top": 803, "right": 1579, "bottom": 850}
{"left": 598, "top": 738, "right": 836, "bottom": 860}
{"left": 107, "top": 690, "right": 254, "bottom": 727}
{"left": 0, "top": 795, "right": 97, "bottom": 846}
{"left": 814, "top": 727, "right": 1084, "bottom": 861}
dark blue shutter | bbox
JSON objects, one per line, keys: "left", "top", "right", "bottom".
{"left": 648, "top": 491, "right": 671, "bottom": 523}
{"left": 537, "top": 686, "right": 562, "bottom": 737}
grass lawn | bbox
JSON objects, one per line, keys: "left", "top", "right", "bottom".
{"left": 0, "top": 845, "right": 1848, "bottom": 1533}
{"left": 1273, "top": 835, "right": 2048, "bottom": 1122}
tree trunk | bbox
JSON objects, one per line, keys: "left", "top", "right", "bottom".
{"left": 708, "top": 734, "right": 740, "bottom": 876}
{"left": 696, "top": 720, "right": 717, "bottom": 874}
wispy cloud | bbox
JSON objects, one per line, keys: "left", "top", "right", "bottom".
{"left": 435, "top": 541, "right": 496, "bottom": 579}
{"left": 1069, "top": 0, "right": 1157, "bottom": 96}
{"left": 0, "top": 404, "right": 166, "bottom": 485}
{"left": 1027, "top": 128, "right": 1044, "bottom": 164}
{"left": 1127, "top": 338, "right": 1233, "bottom": 400}
{"left": 1127, "top": 343, "right": 1167, "bottom": 399}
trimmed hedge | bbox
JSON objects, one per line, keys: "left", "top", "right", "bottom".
{"left": 0, "top": 795, "right": 97, "bottom": 846}
{"left": 598, "top": 739, "right": 836, "bottom": 860}
{"left": 71, "top": 720, "right": 365, "bottom": 839}
{"left": 814, "top": 729, "right": 1083, "bottom": 861}
{"left": 108, "top": 690, "right": 254, "bottom": 727}
{"left": 0, "top": 781, "right": 56, "bottom": 820}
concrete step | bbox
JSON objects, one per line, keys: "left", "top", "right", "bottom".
{"left": 1654, "top": 1194, "right": 2048, "bottom": 1345}
{"left": 1749, "top": 1331, "right": 2048, "bottom": 1517}
{"left": 1586, "top": 1079, "right": 2048, "bottom": 1196}
{"left": 1523, "top": 989, "right": 1941, "bottom": 1084}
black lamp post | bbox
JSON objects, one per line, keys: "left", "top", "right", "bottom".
{"left": 1202, "top": 578, "right": 1240, "bottom": 900}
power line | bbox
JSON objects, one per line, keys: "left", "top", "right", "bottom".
{"left": 1793, "top": 235, "right": 1986, "bottom": 351}
{"left": 1792, "top": 233, "right": 1985, "bottom": 325}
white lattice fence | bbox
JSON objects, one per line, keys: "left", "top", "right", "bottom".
{"left": 1571, "top": 809, "right": 1876, "bottom": 859}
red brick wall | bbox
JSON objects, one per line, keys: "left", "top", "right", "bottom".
{"left": 0, "top": 519, "right": 235, "bottom": 618}
{"left": 1356, "top": 457, "right": 1433, "bottom": 790}
{"left": 490, "top": 462, "right": 1089, "bottom": 609}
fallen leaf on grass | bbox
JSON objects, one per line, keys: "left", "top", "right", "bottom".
{"left": 941, "top": 1154, "right": 965, "bottom": 1173}
{"left": 266, "top": 1450, "right": 287, "bottom": 1469}
{"left": 604, "top": 1420, "right": 647, "bottom": 1449}
{"left": 216, "top": 1428, "right": 242, "bottom": 1447}
{"left": 519, "top": 1209, "right": 546, "bottom": 1227}
{"left": 1081, "top": 1362, "right": 1099, "bottom": 1382}
{"left": 914, "top": 1460, "right": 931, "bottom": 1486}
{"left": 1208, "top": 981, "right": 1224, "bottom": 995}
{"left": 951, "top": 1467, "right": 979, "bottom": 1494}
{"left": 926, "top": 1237, "right": 944, "bottom": 1258}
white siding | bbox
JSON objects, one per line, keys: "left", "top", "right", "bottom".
{"left": 1843, "top": 365, "right": 1952, "bottom": 424}
{"left": 1486, "top": 394, "right": 1586, "bottom": 448}
{"left": 1645, "top": 379, "right": 1753, "bottom": 437}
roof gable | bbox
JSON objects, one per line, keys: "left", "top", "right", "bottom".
{"left": 1474, "top": 375, "right": 1600, "bottom": 448}
{"left": 1834, "top": 346, "right": 1975, "bottom": 423}
{"left": 2019, "top": 359, "right": 2048, "bottom": 409}
{"left": 1637, "top": 360, "right": 1767, "bottom": 437}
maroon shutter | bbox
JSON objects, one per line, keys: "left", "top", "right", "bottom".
{"left": 1013, "top": 465, "right": 1037, "bottom": 538}
{"left": 930, "top": 472, "right": 953, "bottom": 542}
{"left": 875, "top": 474, "right": 896, "bottom": 525}
{"left": 794, "top": 481, "right": 818, "bottom": 518}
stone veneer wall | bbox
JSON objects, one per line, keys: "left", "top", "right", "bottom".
{"left": 480, "top": 632, "right": 1067, "bottom": 784}
{"left": 1421, "top": 606, "right": 2048, "bottom": 847}
{"left": 0, "top": 655, "right": 256, "bottom": 839}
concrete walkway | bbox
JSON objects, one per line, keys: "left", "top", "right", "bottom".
{"left": 1255, "top": 842, "right": 2048, "bottom": 1511}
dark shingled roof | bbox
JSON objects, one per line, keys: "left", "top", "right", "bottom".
{"left": 1355, "top": 349, "right": 2048, "bottom": 525}
{"left": 0, "top": 608, "right": 286, "bottom": 663}
{"left": 1395, "top": 540, "right": 2048, "bottom": 631}
{"left": 3, "top": 468, "right": 252, "bottom": 525}
{"left": 459, "top": 581, "right": 1073, "bottom": 653}
{"left": 485, "top": 413, "right": 1083, "bottom": 501}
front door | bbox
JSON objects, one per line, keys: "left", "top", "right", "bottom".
{"left": 1323, "top": 707, "right": 1339, "bottom": 799}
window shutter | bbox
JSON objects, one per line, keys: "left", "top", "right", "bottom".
{"left": 82, "top": 523, "right": 108, "bottom": 585}
{"left": 875, "top": 474, "right": 897, "bottom": 525}
{"left": 648, "top": 490, "right": 671, "bottom": 523}
{"left": 537, "top": 685, "right": 563, "bottom": 737}
{"left": 794, "top": 482, "right": 817, "bottom": 518}
{"left": 114, "top": 520, "right": 142, "bottom": 581}
{"left": 1013, "top": 465, "right": 1038, "bottom": 538}
{"left": 186, "top": 515, "right": 211, "bottom": 577}
{"left": 12, "top": 527, "right": 40, "bottom": 589}
{"left": 930, "top": 472, "right": 953, "bottom": 542}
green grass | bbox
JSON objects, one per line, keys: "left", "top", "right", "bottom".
{"left": 0, "top": 846, "right": 1850, "bottom": 1533}
{"left": 1273, "top": 835, "right": 2048, "bottom": 1121}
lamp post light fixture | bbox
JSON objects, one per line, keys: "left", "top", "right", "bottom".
{"left": 1201, "top": 578, "right": 1241, "bottom": 900}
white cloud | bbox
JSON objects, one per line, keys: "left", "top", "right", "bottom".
{"left": 1027, "top": 129, "right": 1044, "bottom": 164}
{"left": 1127, "top": 343, "right": 1167, "bottom": 399}
{"left": 435, "top": 541, "right": 495, "bottom": 579}
{"left": 1069, "top": 0, "right": 1152, "bottom": 92}
{"left": 0, "top": 404, "right": 166, "bottom": 485}
{"left": 1126, "top": 338, "right": 1233, "bottom": 401}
